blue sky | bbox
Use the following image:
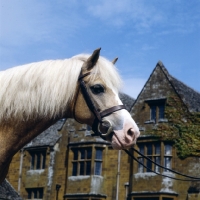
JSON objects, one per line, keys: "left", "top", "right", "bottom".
{"left": 0, "top": 0, "right": 199, "bottom": 98}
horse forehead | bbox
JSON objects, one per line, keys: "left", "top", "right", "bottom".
{"left": 88, "top": 76, "right": 105, "bottom": 84}
{"left": 88, "top": 76, "right": 120, "bottom": 103}
{"left": 103, "top": 88, "right": 122, "bottom": 107}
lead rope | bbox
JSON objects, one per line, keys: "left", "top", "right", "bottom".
{"left": 124, "top": 149, "right": 200, "bottom": 181}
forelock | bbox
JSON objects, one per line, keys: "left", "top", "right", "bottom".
{"left": 73, "top": 54, "right": 122, "bottom": 92}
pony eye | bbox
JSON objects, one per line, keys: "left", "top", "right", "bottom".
{"left": 90, "top": 84, "right": 105, "bottom": 95}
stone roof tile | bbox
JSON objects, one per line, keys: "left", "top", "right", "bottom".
{"left": 119, "top": 92, "right": 135, "bottom": 112}
{"left": 24, "top": 120, "right": 64, "bottom": 149}
{"left": 0, "top": 179, "right": 22, "bottom": 200}
{"left": 158, "top": 62, "right": 200, "bottom": 112}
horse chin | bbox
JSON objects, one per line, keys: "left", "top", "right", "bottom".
{"left": 111, "top": 134, "right": 125, "bottom": 150}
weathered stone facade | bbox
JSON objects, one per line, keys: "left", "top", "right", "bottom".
{"left": 5, "top": 62, "right": 200, "bottom": 200}
{"left": 128, "top": 62, "right": 200, "bottom": 200}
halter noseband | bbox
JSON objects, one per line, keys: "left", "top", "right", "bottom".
{"left": 75, "top": 71, "right": 126, "bottom": 139}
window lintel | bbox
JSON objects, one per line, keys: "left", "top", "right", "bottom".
{"left": 145, "top": 98, "right": 166, "bottom": 105}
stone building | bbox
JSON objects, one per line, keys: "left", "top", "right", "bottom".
{"left": 128, "top": 61, "right": 200, "bottom": 200}
{"left": 5, "top": 62, "right": 200, "bottom": 200}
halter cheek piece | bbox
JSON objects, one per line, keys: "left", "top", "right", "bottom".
{"left": 75, "top": 71, "right": 126, "bottom": 139}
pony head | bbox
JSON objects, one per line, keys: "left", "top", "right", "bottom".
{"left": 72, "top": 48, "right": 140, "bottom": 150}
{"left": 0, "top": 48, "right": 140, "bottom": 150}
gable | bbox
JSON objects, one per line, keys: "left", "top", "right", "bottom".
{"left": 130, "top": 61, "right": 177, "bottom": 123}
{"left": 131, "top": 61, "right": 200, "bottom": 116}
{"left": 130, "top": 61, "right": 200, "bottom": 158}
{"left": 140, "top": 63, "right": 173, "bottom": 98}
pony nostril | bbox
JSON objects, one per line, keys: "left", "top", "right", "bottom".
{"left": 127, "top": 128, "right": 135, "bottom": 138}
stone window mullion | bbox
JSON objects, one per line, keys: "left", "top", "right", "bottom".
{"left": 160, "top": 142, "right": 164, "bottom": 173}
{"left": 91, "top": 145, "right": 95, "bottom": 175}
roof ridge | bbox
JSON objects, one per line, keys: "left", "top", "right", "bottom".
{"left": 157, "top": 61, "right": 200, "bottom": 95}
{"left": 132, "top": 61, "right": 200, "bottom": 112}
{"left": 158, "top": 62, "right": 200, "bottom": 112}
{"left": 169, "top": 74, "right": 200, "bottom": 94}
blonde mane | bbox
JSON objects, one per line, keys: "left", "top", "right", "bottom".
{"left": 0, "top": 55, "right": 122, "bottom": 122}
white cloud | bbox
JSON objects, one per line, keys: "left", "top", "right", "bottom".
{"left": 87, "top": 0, "right": 131, "bottom": 19}
{"left": 86, "top": 0, "right": 165, "bottom": 31}
{"left": 86, "top": 0, "right": 200, "bottom": 35}
{"left": 121, "top": 78, "right": 146, "bottom": 98}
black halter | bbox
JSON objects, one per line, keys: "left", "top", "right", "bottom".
{"left": 74, "top": 71, "right": 126, "bottom": 138}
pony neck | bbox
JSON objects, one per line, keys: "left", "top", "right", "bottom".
{"left": 0, "top": 117, "right": 60, "bottom": 183}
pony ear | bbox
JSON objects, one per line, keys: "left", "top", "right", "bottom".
{"left": 83, "top": 48, "right": 101, "bottom": 71}
{"left": 112, "top": 57, "right": 118, "bottom": 64}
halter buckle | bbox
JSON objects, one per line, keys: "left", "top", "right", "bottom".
{"left": 98, "top": 120, "right": 113, "bottom": 137}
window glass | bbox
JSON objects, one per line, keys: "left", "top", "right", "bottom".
{"left": 147, "top": 157, "right": 152, "bottom": 172}
{"left": 80, "top": 149, "right": 85, "bottom": 159}
{"left": 36, "top": 153, "right": 41, "bottom": 169}
{"left": 80, "top": 161, "right": 84, "bottom": 175}
{"left": 39, "top": 188, "right": 43, "bottom": 198}
{"left": 73, "top": 149, "right": 78, "bottom": 160}
{"left": 155, "top": 143, "right": 161, "bottom": 155}
{"left": 72, "top": 162, "right": 77, "bottom": 176}
{"left": 29, "top": 150, "right": 46, "bottom": 170}
{"left": 33, "top": 190, "right": 37, "bottom": 198}
{"left": 164, "top": 157, "right": 172, "bottom": 171}
{"left": 146, "top": 99, "right": 166, "bottom": 123}
{"left": 95, "top": 161, "right": 102, "bottom": 175}
{"left": 95, "top": 148, "right": 103, "bottom": 175}
{"left": 86, "top": 161, "right": 91, "bottom": 175}
{"left": 95, "top": 148, "right": 103, "bottom": 160}
{"left": 165, "top": 144, "right": 172, "bottom": 155}
{"left": 138, "top": 157, "right": 144, "bottom": 173}
{"left": 155, "top": 157, "right": 160, "bottom": 172}
{"left": 72, "top": 147, "right": 103, "bottom": 176}
{"left": 150, "top": 105, "right": 156, "bottom": 121}
{"left": 139, "top": 144, "right": 144, "bottom": 154}
{"left": 87, "top": 148, "right": 92, "bottom": 159}
{"left": 31, "top": 153, "right": 35, "bottom": 170}
{"left": 164, "top": 144, "right": 172, "bottom": 171}
{"left": 147, "top": 144, "right": 152, "bottom": 155}
{"left": 137, "top": 142, "right": 172, "bottom": 173}
{"left": 159, "top": 104, "right": 165, "bottom": 119}
{"left": 26, "top": 188, "right": 43, "bottom": 199}
{"left": 28, "top": 190, "right": 31, "bottom": 199}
